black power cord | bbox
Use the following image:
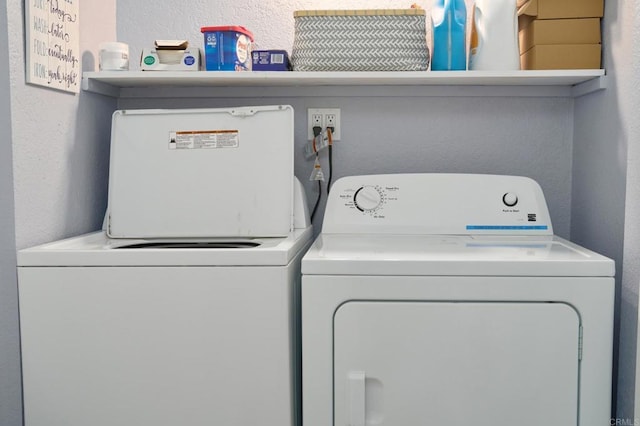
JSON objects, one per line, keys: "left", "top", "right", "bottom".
{"left": 310, "top": 126, "right": 323, "bottom": 222}
{"left": 327, "top": 127, "right": 334, "bottom": 194}
{"left": 310, "top": 180, "right": 322, "bottom": 222}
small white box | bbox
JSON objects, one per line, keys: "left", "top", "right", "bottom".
{"left": 141, "top": 40, "right": 200, "bottom": 71}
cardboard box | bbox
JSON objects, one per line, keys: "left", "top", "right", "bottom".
{"left": 141, "top": 40, "right": 200, "bottom": 71}
{"left": 252, "top": 50, "right": 291, "bottom": 71}
{"left": 520, "top": 44, "right": 601, "bottom": 70}
{"left": 519, "top": 18, "right": 601, "bottom": 53}
{"left": 517, "top": 0, "right": 604, "bottom": 19}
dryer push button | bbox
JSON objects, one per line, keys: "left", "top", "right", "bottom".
{"left": 503, "top": 193, "right": 518, "bottom": 207}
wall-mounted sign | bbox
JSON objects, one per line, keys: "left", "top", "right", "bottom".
{"left": 25, "top": 0, "right": 80, "bottom": 94}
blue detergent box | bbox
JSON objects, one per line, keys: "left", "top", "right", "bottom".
{"left": 251, "top": 50, "right": 291, "bottom": 71}
{"left": 200, "top": 26, "right": 253, "bottom": 71}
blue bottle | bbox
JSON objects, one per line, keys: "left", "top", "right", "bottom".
{"left": 431, "top": 0, "right": 467, "bottom": 71}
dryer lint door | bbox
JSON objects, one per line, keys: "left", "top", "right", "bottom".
{"left": 334, "top": 302, "right": 580, "bottom": 426}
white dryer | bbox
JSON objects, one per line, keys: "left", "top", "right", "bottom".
{"left": 18, "top": 105, "right": 312, "bottom": 426}
{"left": 301, "top": 174, "right": 614, "bottom": 426}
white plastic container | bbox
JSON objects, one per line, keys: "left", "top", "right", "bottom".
{"left": 468, "top": 0, "right": 520, "bottom": 71}
{"left": 99, "top": 42, "right": 129, "bottom": 71}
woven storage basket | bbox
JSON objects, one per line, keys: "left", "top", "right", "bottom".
{"left": 291, "top": 9, "right": 430, "bottom": 71}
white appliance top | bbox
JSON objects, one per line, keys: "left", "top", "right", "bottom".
{"left": 18, "top": 227, "right": 312, "bottom": 267}
{"left": 106, "top": 105, "right": 294, "bottom": 239}
{"left": 302, "top": 174, "right": 614, "bottom": 277}
{"left": 301, "top": 234, "right": 614, "bottom": 276}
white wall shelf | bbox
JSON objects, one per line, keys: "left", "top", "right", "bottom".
{"left": 82, "top": 69, "right": 606, "bottom": 99}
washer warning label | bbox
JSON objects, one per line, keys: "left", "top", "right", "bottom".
{"left": 169, "top": 130, "right": 239, "bottom": 150}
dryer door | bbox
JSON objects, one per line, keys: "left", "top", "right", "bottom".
{"left": 334, "top": 302, "right": 579, "bottom": 426}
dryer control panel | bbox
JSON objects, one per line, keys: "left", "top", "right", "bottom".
{"left": 323, "top": 174, "right": 552, "bottom": 235}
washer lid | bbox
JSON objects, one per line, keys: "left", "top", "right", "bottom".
{"left": 106, "top": 105, "right": 294, "bottom": 239}
{"left": 18, "top": 229, "right": 312, "bottom": 267}
{"left": 301, "top": 234, "right": 615, "bottom": 277}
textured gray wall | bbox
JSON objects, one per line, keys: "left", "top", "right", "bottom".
{"left": 0, "top": 0, "right": 21, "bottom": 424}
{"left": 8, "top": 0, "right": 116, "bottom": 249}
{"left": 621, "top": 2, "right": 640, "bottom": 416}
{"left": 118, "top": 95, "right": 575, "bottom": 238}
{"left": 2, "top": 1, "right": 117, "bottom": 425}
{"left": 571, "top": 0, "right": 640, "bottom": 419}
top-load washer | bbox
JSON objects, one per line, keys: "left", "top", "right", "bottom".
{"left": 18, "top": 106, "right": 313, "bottom": 426}
{"left": 301, "top": 173, "right": 614, "bottom": 426}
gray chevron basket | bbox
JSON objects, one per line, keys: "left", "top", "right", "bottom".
{"left": 291, "top": 9, "right": 430, "bottom": 71}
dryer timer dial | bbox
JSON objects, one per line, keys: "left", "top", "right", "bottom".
{"left": 354, "top": 186, "right": 383, "bottom": 212}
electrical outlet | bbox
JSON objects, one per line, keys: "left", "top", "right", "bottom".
{"left": 307, "top": 108, "right": 341, "bottom": 141}
{"left": 325, "top": 114, "right": 338, "bottom": 130}
{"left": 311, "top": 113, "right": 323, "bottom": 129}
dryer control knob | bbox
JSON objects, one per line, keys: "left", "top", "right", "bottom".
{"left": 354, "top": 186, "right": 382, "bottom": 212}
{"left": 503, "top": 192, "right": 518, "bottom": 207}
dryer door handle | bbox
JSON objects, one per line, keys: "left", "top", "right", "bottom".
{"left": 347, "top": 371, "right": 366, "bottom": 426}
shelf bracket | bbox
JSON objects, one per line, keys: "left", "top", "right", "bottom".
{"left": 571, "top": 75, "right": 607, "bottom": 98}
{"left": 81, "top": 77, "right": 120, "bottom": 97}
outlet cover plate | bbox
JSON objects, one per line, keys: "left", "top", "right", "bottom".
{"left": 307, "top": 108, "right": 341, "bottom": 141}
